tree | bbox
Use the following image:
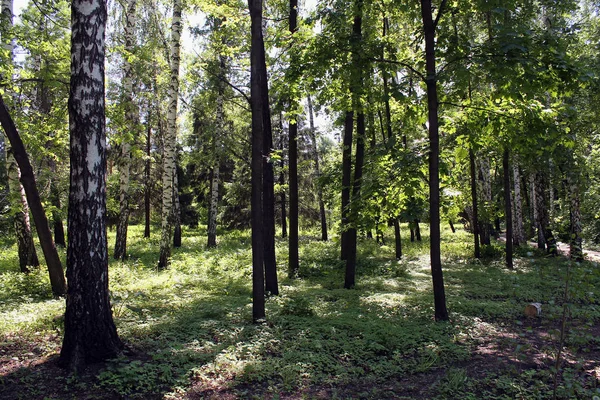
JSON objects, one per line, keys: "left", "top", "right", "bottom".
{"left": 158, "top": 0, "right": 183, "bottom": 269}
{"left": 59, "top": 0, "right": 122, "bottom": 371}
{"left": 287, "top": 0, "right": 299, "bottom": 279}
{"left": 249, "top": 0, "right": 268, "bottom": 321}
{"left": 114, "top": 0, "right": 138, "bottom": 260}
{"left": 420, "top": 0, "right": 448, "bottom": 321}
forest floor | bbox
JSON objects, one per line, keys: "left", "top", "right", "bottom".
{"left": 1, "top": 225, "right": 599, "bottom": 399}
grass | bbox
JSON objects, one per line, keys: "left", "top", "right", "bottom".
{"left": 0, "top": 223, "right": 599, "bottom": 399}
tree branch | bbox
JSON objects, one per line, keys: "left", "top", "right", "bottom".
{"left": 433, "top": 0, "right": 448, "bottom": 30}
{"left": 371, "top": 57, "right": 426, "bottom": 81}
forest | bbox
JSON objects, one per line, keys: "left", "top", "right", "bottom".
{"left": 1, "top": 0, "right": 600, "bottom": 398}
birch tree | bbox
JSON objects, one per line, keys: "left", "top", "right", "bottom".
{"left": 158, "top": 0, "right": 182, "bottom": 269}
{"left": 114, "top": 0, "right": 138, "bottom": 260}
{"left": 59, "top": 0, "right": 121, "bottom": 370}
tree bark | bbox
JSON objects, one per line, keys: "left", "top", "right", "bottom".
{"left": 344, "top": 112, "right": 365, "bottom": 289}
{"left": 0, "top": 95, "right": 66, "bottom": 295}
{"left": 393, "top": 218, "right": 402, "bottom": 260}
{"left": 420, "top": 0, "right": 449, "bottom": 321}
{"left": 249, "top": 0, "right": 267, "bottom": 321}
{"left": 59, "top": 0, "right": 122, "bottom": 370}
{"left": 278, "top": 112, "right": 287, "bottom": 238}
{"left": 207, "top": 54, "right": 226, "bottom": 248}
{"left": 503, "top": 148, "right": 513, "bottom": 269}
{"left": 307, "top": 94, "right": 327, "bottom": 241}
{"left": 340, "top": 110, "right": 353, "bottom": 261}
{"left": 261, "top": 12, "right": 278, "bottom": 298}
{"left": 158, "top": 0, "right": 182, "bottom": 269}
{"left": 469, "top": 148, "right": 480, "bottom": 258}
{"left": 144, "top": 111, "right": 151, "bottom": 238}
{"left": 286, "top": 0, "right": 299, "bottom": 279}
{"left": 512, "top": 162, "right": 524, "bottom": 246}
{"left": 114, "top": 0, "right": 138, "bottom": 261}
{"left": 173, "top": 168, "right": 182, "bottom": 247}
{"left": 568, "top": 175, "right": 583, "bottom": 261}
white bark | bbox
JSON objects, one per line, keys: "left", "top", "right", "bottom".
{"left": 114, "top": 0, "right": 137, "bottom": 260}
{"left": 158, "top": 0, "right": 182, "bottom": 268}
{"left": 512, "top": 163, "right": 525, "bottom": 245}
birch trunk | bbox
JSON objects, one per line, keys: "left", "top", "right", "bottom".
{"left": 59, "top": 0, "right": 122, "bottom": 370}
{"left": 144, "top": 111, "right": 151, "bottom": 238}
{"left": 173, "top": 168, "right": 182, "bottom": 247}
{"left": 478, "top": 157, "right": 492, "bottom": 245}
{"left": 158, "top": 0, "right": 182, "bottom": 269}
{"left": 114, "top": 0, "right": 137, "bottom": 260}
{"left": 512, "top": 163, "right": 525, "bottom": 246}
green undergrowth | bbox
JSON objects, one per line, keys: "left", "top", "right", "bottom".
{"left": 1, "top": 225, "right": 599, "bottom": 399}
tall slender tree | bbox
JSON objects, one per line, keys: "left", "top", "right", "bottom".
{"left": 249, "top": 0, "right": 267, "bottom": 321}
{"left": 420, "top": 0, "right": 449, "bottom": 321}
{"left": 287, "top": 0, "right": 299, "bottom": 279}
{"left": 158, "top": 0, "right": 182, "bottom": 269}
{"left": 114, "top": 0, "right": 138, "bottom": 260}
{"left": 59, "top": 0, "right": 122, "bottom": 370}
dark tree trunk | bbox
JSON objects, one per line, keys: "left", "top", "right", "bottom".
{"left": 144, "top": 113, "right": 151, "bottom": 238}
{"left": 59, "top": 0, "right": 122, "bottom": 370}
{"left": 0, "top": 95, "right": 66, "bottom": 295}
{"left": 288, "top": 120, "right": 299, "bottom": 279}
{"left": 50, "top": 176, "right": 66, "bottom": 247}
{"left": 340, "top": 110, "right": 353, "bottom": 261}
{"left": 249, "top": 0, "right": 266, "bottom": 320}
{"left": 414, "top": 219, "right": 422, "bottom": 241}
{"left": 469, "top": 148, "right": 480, "bottom": 258}
{"left": 420, "top": 0, "right": 449, "bottom": 321}
{"left": 287, "top": 0, "right": 299, "bottom": 280}
{"left": 344, "top": 112, "right": 365, "bottom": 289}
{"left": 449, "top": 221, "right": 455, "bottom": 233}
{"left": 278, "top": 113, "right": 287, "bottom": 238}
{"left": 503, "top": 148, "right": 513, "bottom": 269}
{"left": 394, "top": 218, "right": 402, "bottom": 260}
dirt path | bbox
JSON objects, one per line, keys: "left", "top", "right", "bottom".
{"left": 497, "top": 234, "right": 600, "bottom": 262}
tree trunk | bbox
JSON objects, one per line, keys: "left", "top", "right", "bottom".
{"left": 340, "top": 110, "right": 353, "bottom": 261}
{"left": 344, "top": 112, "right": 365, "bottom": 289}
{"left": 262, "top": 20, "right": 278, "bottom": 298}
{"left": 394, "top": 218, "right": 402, "bottom": 260}
{"left": 207, "top": 54, "right": 226, "bottom": 248}
{"left": 50, "top": 176, "right": 66, "bottom": 247}
{"left": 8, "top": 154, "right": 39, "bottom": 272}
{"left": 503, "top": 148, "right": 513, "bottom": 270}
{"left": 173, "top": 168, "right": 182, "bottom": 248}
{"left": 144, "top": 112, "right": 151, "bottom": 238}
{"left": 512, "top": 162, "right": 524, "bottom": 246}
{"left": 158, "top": 0, "right": 182, "bottom": 269}
{"left": 568, "top": 175, "right": 583, "bottom": 261}
{"left": 0, "top": 95, "right": 66, "bottom": 295}
{"left": 469, "top": 148, "right": 480, "bottom": 258}
{"left": 478, "top": 157, "right": 492, "bottom": 245}
{"left": 59, "top": 0, "right": 122, "bottom": 370}
{"left": 249, "top": 0, "right": 267, "bottom": 321}
{"left": 287, "top": 0, "right": 300, "bottom": 279}
{"left": 420, "top": 0, "right": 449, "bottom": 321}
{"left": 307, "top": 94, "right": 327, "bottom": 241}
{"left": 278, "top": 113, "right": 287, "bottom": 238}
{"left": 2, "top": 0, "right": 39, "bottom": 273}
{"left": 114, "top": 0, "right": 137, "bottom": 261}
{"left": 414, "top": 219, "right": 422, "bottom": 241}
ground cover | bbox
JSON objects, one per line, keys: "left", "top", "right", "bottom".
{"left": 0, "top": 225, "right": 599, "bottom": 399}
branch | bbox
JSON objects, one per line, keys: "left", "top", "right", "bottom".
{"left": 370, "top": 57, "right": 426, "bottom": 82}
{"left": 199, "top": 64, "right": 251, "bottom": 105}
{"left": 433, "top": 0, "right": 448, "bottom": 30}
